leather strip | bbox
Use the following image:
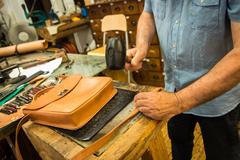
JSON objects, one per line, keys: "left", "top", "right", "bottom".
{"left": 71, "top": 108, "right": 140, "bottom": 160}
{"left": 15, "top": 114, "right": 30, "bottom": 160}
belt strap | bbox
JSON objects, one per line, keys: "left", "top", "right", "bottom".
{"left": 71, "top": 108, "right": 139, "bottom": 160}
{"left": 14, "top": 109, "right": 139, "bottom": 160}
{"left": 15, "top": 114, "right": 30, "bottom": 160}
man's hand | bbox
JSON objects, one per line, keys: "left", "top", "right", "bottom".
{"left": 125, "top": 11, "right": 155, "bottom": 71}
{"left": 125, "top": 48, "right": 146, "bottom": 71}
{"left": 134, "top": 91, "right": 185, "bottom": 120}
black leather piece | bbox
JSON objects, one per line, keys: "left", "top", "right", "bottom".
{"left": 55, "top": 88, "right": 136, "bottom": 141}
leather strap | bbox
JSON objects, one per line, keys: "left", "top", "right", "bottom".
{"left": 14, "top": 109, "right": 139, "bottom": 160}
{"left": 71, "top": 108, "right": 140, "bottom": 160}
{"left": 15, "top": 114, "right": 30, "bottom": 160}
{"left": 25, "top": 76, "right": 81, "bottom": 110}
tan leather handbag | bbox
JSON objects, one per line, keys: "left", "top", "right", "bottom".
{"left": 15, "top": 75, "right": 160, "bottom": 160}
{"left": 22, "top": 75, "right": 117, "bottom": 130}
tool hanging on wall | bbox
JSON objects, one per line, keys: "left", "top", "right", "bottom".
{"left": 21, "top": 1, "right": 48, "bottom": 28}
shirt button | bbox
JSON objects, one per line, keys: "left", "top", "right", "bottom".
{"left": 174, "top": 65, "right": 177, "bottom": 69}
{"left": 200, "top": 0, "right": 204, "bottom": 3}
{"left": 175, "top": 20, "right": 179, "bottom": 24}
{"left": 172, "top": 43, "right": 176, "bottom": 48}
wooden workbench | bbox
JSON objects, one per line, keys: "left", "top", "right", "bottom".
{"left": 0, "top": 53, "right": 106, "bottom": 141}
{"left": 21, "top": 58, "right": 169, "bottom": 160}
{"left": 0, "top": 53, "right": 109, "bottom": 159}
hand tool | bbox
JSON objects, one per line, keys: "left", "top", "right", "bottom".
{"left": 9, "top": 102, "right": 20, "bottom": 109}
{"left": 11, "top": 101, "right": 21, "bottom": 106}
{"left": 16, "top": 96, "right": 31, "bottom": 104}
{"left": 5, "top": 103, "right": 17, "bottom": 109}
{"left": 21, "top": 57, "right": 55, "bottom": 69}
{"left": 7, "top": 75, "right": 26, "bottom": 85}
{"left": 21, "top": 94, "right": 33, "bottom": 101}
{"left": 4, "top": 106, "right": 17, "bottom": 112}
{"left": 0, "top": 108, "right": 12, "bottom": 114}
{"left": 13, "top": 99, "right": 25, "bottom": 106}
{"left": 0, "top": 83, "right": 27, "bottom": 106}
{"left": 0, "top": 70, "right": 44, "bottom": 101}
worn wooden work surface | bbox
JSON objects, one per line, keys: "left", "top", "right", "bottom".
{"left": 0, "top": 53, "right": 106, "bottom": 140}
{"left": 22, "top": 81, "right": 169, "bottom": 160}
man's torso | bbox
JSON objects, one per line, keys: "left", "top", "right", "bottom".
{"left": 145, "top": 0, "right": 240, "bottom": 116}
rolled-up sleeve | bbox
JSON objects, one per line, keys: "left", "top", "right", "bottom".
{"left": 228, "top": 0, "right": 240, "bottom": 21}
{"left": 144, "top": 0, "right": 152, "bottom": 13}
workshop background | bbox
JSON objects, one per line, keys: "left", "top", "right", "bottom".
{"left": 0, "top": 0, "right": 239, "bottom": 160}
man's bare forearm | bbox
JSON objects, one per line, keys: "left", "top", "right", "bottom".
{"left": 136, "top": 11, "right": 155, "bottom": 56}
{"left": 177, "top": 22, "right": 240, "bottom": 111}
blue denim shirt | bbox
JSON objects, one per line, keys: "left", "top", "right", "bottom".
{"left": 144, "top": 0, "right": 240, "bottom": 117}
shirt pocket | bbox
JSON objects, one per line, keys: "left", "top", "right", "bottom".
{"left": 152, "top": 0, "right": 166, "bottom": 20}
{"left": 190, "top": 0, "right": 220, "bottom": 30}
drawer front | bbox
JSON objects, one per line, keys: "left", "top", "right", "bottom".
{"left": 147, "top": 45, "right": 160, "bottom": 58}
{"left": 110, "top": 2, "right": 125, "bottom": 14}
{"left": 138, "top": 0, "right": 144, "bottom": 12}
{"left": 106, "top": 31, "right": 125, "bottom": 41}
{"left": 148, "top": 71, "right": 165, "bottom": 86}
{"left": 143, "top": 58, "right": 162, "bottom": 71}
{"left": 123, "top": 0, "right": 140, "bottom": 15}
{"left": 87, "top": 5, "right": 102, "bottom": 19}
{"left": 128, "top": 30, "right": 136, "bottom": 44}
{"left": 88, "top": 4, "right": 112, "bottom": 19}
{"left": 99, "top": 4, "right": 112, "bottom": 17}
{"left": 126, "top": 15, "right": 139, "bottom": 30}
{"left": 132, "top": 71, "right": 149, "bottom": 83}
{"left": 133, "top": 71, "right": 164, "bottom": 87}
{"left": 93, "top": 32, "right": 103, "bottom": 45}
{"left": 90, "top": 19, "right": 102, "bottom": 32}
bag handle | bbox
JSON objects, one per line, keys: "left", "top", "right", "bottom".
{"left": 33, "top": 86, "right": 54, "bottom": 101}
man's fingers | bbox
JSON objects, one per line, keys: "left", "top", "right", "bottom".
{"left": 131, "top": 53, "right": 144, "bottom": 67}
{"left": 126, "top": 48, "right": 137, "bottom": 57}
{"left": 138, "top": 107, "right": 152, "bottom": 114}
{"left": 135, "top": 99, "right": 152, "bottom": 108}
{"left": 134, "top": 92, "right": 150, "bottom": 102}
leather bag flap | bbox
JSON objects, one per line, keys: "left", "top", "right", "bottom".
{"left": 24, "top": 75, "right": 82, "bottom": 111}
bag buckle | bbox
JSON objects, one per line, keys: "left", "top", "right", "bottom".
{"left": 58, "top": 89, "right": 69, "bottom": 96}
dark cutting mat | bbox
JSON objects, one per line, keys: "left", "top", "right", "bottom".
{"left": 55, "top": 88, "right": 136, "bottom": 141}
